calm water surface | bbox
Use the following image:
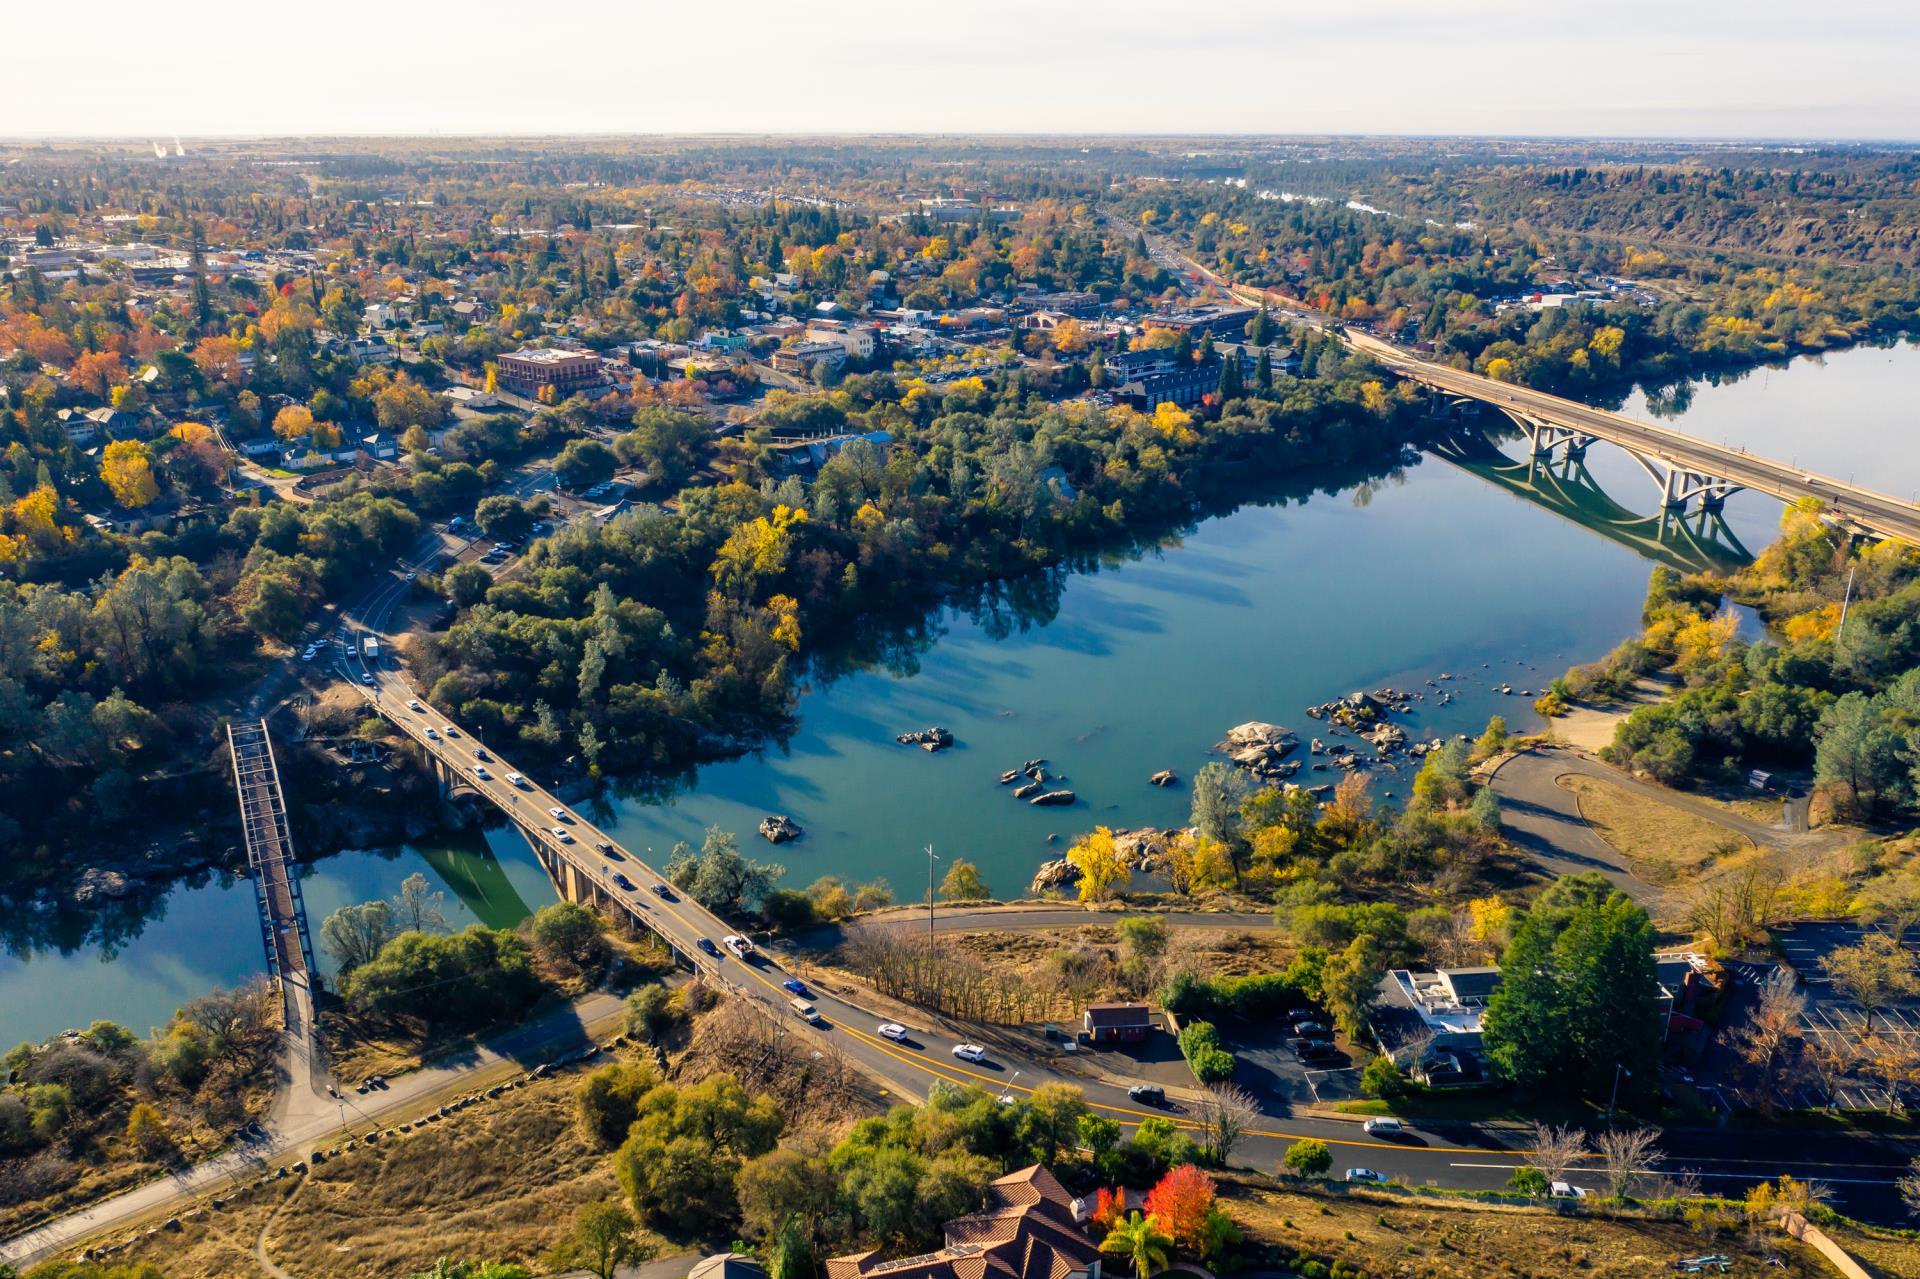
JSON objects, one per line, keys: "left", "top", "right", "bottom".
{"left": 3, "top": 342, "right": 1913, "bottom": 1042}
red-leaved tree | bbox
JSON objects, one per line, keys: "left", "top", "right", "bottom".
{"left": 1143, "top": 1164, "right": 1216, "bottom": 1256}
{"left": 1092, "top": 1186, "right": 1126, "bottom": 1231}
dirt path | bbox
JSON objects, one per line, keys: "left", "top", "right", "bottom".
{"left": 1546, "top": 676, "right": 1675, "bottom": 753}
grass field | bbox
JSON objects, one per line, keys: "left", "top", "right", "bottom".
{"left": 1558, "top": 773, "right": 1755, "bottom": 884}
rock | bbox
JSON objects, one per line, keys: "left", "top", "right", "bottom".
{"left": 1149, "top": 769, "right": 1178, "bottom": 787}
{"left": 1022, "top": 758, "right": 1047, "bottom": 772}
{"left": 1027, "top": 766, "right": 1048, "bottom": 783}
{"left": 999, "top": 769, "right": 1022, "bottom": 785}
{"left": 72, "top": 867, "right": 135, "bottom": 906}
{"left": 1012, "top": 781, "right": 1042, "bottom": 799}
{"left": 1029, "top": 790, "right": 1076, "bottom": 806}
{"left": 1110, "top": 827, "right": 1188, "bottom": 873}
{"left": 1029, "top": 858, "right": 1080, "bottom": 893}
{"left": 758, "top": 814, "right": 803, "bottom": 844}
{"left": 896, "top": 726, "right": 955, "bottom": 751}
{"left": 1311, "top": 738, "right": 1326, "bottom": 755}
{"left": 1221, "top": 721, "right": 1297, "bottom": 752}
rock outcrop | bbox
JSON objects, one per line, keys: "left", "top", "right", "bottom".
{"left": 758, "top": 815, "right": 803, "bottom": 844}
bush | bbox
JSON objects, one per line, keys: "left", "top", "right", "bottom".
{"left": 1159, "top": 971, "right": 1306, "bottom": 1020}
{"left": 1507, "top": 1166, "right": 1549, "bottom": 1196}
{"left": 575, "top": 1061, "right": 661, "bottom": 1149}
{"left": 528, "top": 902, "right": 611, "bottom": 979}
{"left": 126, "top": 1102, "right": 176, "bottom": 1160}
{"left": 1176, "top": 1021, "right": 1236, "bottom": 1083}
{"left": 623, "top": 985, "right": 679, "bottom": 1043}
{"left": 760, "top": 888, "right": 815, "bottom": 932}
{"left": 343, "top": 925, "right": 542, "bottom": 1027}
{"left": 1282, "top": 1138, "right": 1332, "bottom": 1178}
{"left": 1360, "top": 1055, "right": 1405, "bottom": 1099}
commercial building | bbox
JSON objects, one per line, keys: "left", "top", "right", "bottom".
{"left": 1082, "top": 1003, "right": 1153, "bottom": 1045}
{"left": 496, "top": 347, "right": 603, "bottom": 396}
{"left": 1138, "top": 304, "right": 1254, "bottom": 338}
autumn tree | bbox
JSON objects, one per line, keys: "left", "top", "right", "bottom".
{"left": 939, "top": 860, "right": 991, "bottom": 901}
{"left": 1067, "top": 826, "right": 1131, "bottom": 902}
{"left": 273, "top": 404, "right": 315, "bottom": 442}
{"left": 101, "top": 440, "right": 160, "bottom": 508}
{"left": 1822, "top": 933, "right": 1919, "bottom": 1031}
{"left": 70, "top": 349, "right": 128, "bottom": 398}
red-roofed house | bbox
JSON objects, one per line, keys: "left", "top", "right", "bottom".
{"left": 826, "top": 1165, "right": 1102, "bottom": 1279}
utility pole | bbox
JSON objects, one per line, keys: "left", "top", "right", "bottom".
{"left": 925, "top": 843, "right": 939, "bottom": 942}
{"left": 1608, "top": 1063, "right": 1631, "bottom": 1127}
{"left": 1835, "top": 564, "right": 1856, "bottom": 649}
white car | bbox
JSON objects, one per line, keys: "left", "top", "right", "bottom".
{"left": 877, "top": 1023, "right": 908, "bottom": 1042}
{"left": 426, "top": 728, "right": 440, "bottom": 740}
{"left": 1344, "top": 1168, "right": 1388, "bottom": 1185}
{"left": 361, "top": 673, "right": 376, "bottom": 686}
{"left": 551, "top": 827, "right": 574, "bottom": 844}
{"left": 722, "top": 935, "right": 755, "bottom": 958}
{"left": 507, "top": 772, "right": 528, "bottom": 788}
{"left": 473, "top": 766, "right": 492, "bottom": 780}
{"left": 1549, "top": 1182, "right": 1593, "bottom": 1200}
{"left": 951, "top": 1043, "right": 987, "bottom": 1063}
{"left": 407, "top": 700, "right": 424, "bottom": 713}
{"left": 548, "top": 806, "right": 572, "bottom": 823}
{"left": 1362, "top": 1117, "right": 1403, "bottom": 1137}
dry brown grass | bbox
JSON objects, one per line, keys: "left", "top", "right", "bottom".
{"left": 1826, "top": 1220, "right": 1920, "bottom": 1278}
{"left": 1558, "top": 774, "right": 1755, "bottom": 885}
{"left": 1220, "top": 1175, "right": 1831, "bottom": 1279}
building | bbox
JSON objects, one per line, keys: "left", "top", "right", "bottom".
{"left": 770, "top": 341, "right": 850, "bottom": 375}
{"left": 496, "top": 347, "right": 603, "bottom": 396}
{"left": 1082, "top": 1003, "right": 1152, "bottom": 1045}
{"left": 827, "top": 1165, "right": 1101, "bottom": 1279}
{"left": 1138, "top": 304, "right": 1254, "bottom": 338}
{"left": 690, "top": 1256, "right": 768, "bottom": 1279}
{"left": 806, "top": 320, "right": 876, "bottom": 358}
{"left": 346, "top": 336, "right": 398, "bottom": 365}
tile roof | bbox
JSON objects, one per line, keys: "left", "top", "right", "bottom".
{"left": 826, "top": 1165, "right": 1097, "bottom": 1279}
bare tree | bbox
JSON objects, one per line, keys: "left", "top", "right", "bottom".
{"left": 1685, "top": 866, "right": 1783, "bottom": 954}
{"left": 1821, "top": 933, "right": 1919, "bottom": 1032}
{"left": 1527, "top": 1122, "right": 1589, "bottom": 1185}
{"left": 1191, "top": 1084, "right": 1261, "bottom": 1167}
{"left": 1594, "top": 1126, "right": 1662, "bottom": 1203}
{"left": 1728, "top": 969, "right": 1807, "bottom": 1114}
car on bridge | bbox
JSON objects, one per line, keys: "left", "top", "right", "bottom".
{"left": 426, "top": 728, "right": 440, "bottom": 740}
{"left": 595, "top": 841, "right": 620, "bottom": 858}
{"left": 473, "top": 747, "right": 489, "bottom": 761}
{"left": 507, "top": 772, "right": 528, "bottom": 788}
{"left": 697, "top": 938, "right": 722, "bottom": 958}
{"left": 612, "top": 873, "right": 636, "bottom": 892}
{"left": 548, "top": 806, "right": 573, "bottom": 823}
{"left": 650, "top": 881, "right": 674, "bottom": 899}
{"left": 473, "top": 766, "right": 492, "bottom": 780}
{"left": 723, "top": 935, "right": 755, "bottom": 959}
{"left": 550, "top": 826, "right": 574, "bottom": 843}
{"left": 407, "top": 700, "right": 424, "bottom": 713}
{"left": 443, "top": 726, "right": 460, "bottom": 738}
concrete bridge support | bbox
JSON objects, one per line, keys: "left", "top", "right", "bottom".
{"left": 514, "top": 824, "right": 695, "bottom": 971}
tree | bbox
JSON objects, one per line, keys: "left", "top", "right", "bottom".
{"left": 1527, "top": 1122, "right": 1589, "bottom": 1186}
{"left": 1858, "top": 871, "right": 1920, "bottom": 941}
{"left": 1190, "top": 763, "right": 1250, "bottom": 885}
{"left": 1280, "top": 1138, "right": 1331, "bottom": 1178}
{"left": 1101, "top": 1211, "right": 1172, "bottom": 1278}
{"left": 617, "top": 407, "right": 710, "bottom": 486}
{"left": 374, "top": 374, "right": 443, "bottom": 432}
{"left": 556, "top": 438, "right": 617, "bottom": 491}
{"left": 1727, "top": 969, "right": 1806, "bottom": 1113}
{"left": 1321, "top": 934, "right": 1385, "bottom": 1038}
{"left": 737, "top": 1144, "right": 842, "bottom": 1245}
{"left": 126, "top": 1102, "right": 175, "bottom": 1160}
{"left": 1822, "top": 933, "right": 1918, "bottom": 1031}
{"left": 939, "top": 860, "right": 991, "bottom": 901}
{"left": 623, "top": 985, "right": 678, "bottom": 1044}
{"left": 272, "top": 403, "right": 315, "bottom": 442}
{"left": 474, "top": 495, "right": 534, "bottom": 542}
{"left": 1144, "top": 1165, "right": 1218, "bottom": 1255}
{"left": 444, "top": 563, "right": 493, "bottom": 607}
{"left": 1815, "top": 693, "right": 1906, "bottom": 818}
{"left": 1023, "top": 1083, "right": 1089, "bottom": 1163}
{"left": 576, "top": 1061, "right": 661, "bottom": 1149}
{"left": 677, "top": 826, "right": 783, "bottom": 914}
{"left": 529, "top": 901, "right": 611, "bottom": 977}
{"left": 320, "top": 900, "right": 397, "bottom": 972}
{"left": 612, "top": 1075, "right": 782, "bottom": 1232}
{"left": 545, "top": 1202, "right": 646, "bottom": 1279}
{"left": 392, "top": 872, "right": 448, "bottom": 933}
{"left": 1360, "top": 1055, "right": 1404, "bottom": 1100}
{"left": 1482, "top": 879, "right": 1661, "bottom": 1098}
{"left": 1898, "top": 1155, "right": 1920, "bottom": 1221}
{"left": 1507, "top": 1166, "right": 1550, "bottom": 1197}
{"left": 1067, "top": 826, "right": 1131, "bottom": 902}
{"left": 1593, "top": 1126, "right": 1662, "bottom": 1202}
{"left": 100, "top": 441, "right": 160, "bottom": 508}
{"left": 1189, "top": 1085, "right": 1259, "bottom": 1167}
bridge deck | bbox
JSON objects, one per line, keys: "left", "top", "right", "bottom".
{"left": 226, "top": 720, "right": 317, "bottom": 983}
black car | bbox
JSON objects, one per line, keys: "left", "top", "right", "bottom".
{"left": 612, "top": 873, "right": 636, "bottom": 891}
{"left": 697, "top": 938, "right": 721, "bottom": 958}
{"left": 1126, "top": 1084, "right": 1167, "bottom": 1106}
{"left": 595, "top": 841, "right": 622, "bottom": 859}
{"left": 1294, "top": 1021, "right": 1334, "bottom": 1039}
{"left": 650, "top": 881, "right": 674, "bottom": 899}
{"left": 1293, "top": 1039, "right": 1341, "bottom": 1059}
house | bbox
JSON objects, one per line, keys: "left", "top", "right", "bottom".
{"left": 57, "top": 408, "right": 103, "bottom": 446}
{"left": 806, "top": 321, "right": 876, "bottom": 358}
{"left": 689, "top": 1257, "right": 767, "bottom": 1279}
{"left": 363, "top": 303, "right": 397, "bottom": 329}
{"left": 346, "top": 336, "right": 398, "bottom": 365}
{"left": 827, "top": 1165, "right": 1101, "bottom": 1279}
{"left": 495, "top": 347, "right": 603, "bottom": 396}
{"left": 449, "top": 299, "right": 489, "bottom": 325}
{"left": 444, "top": 385, "right": 498, "bottom": 410}
{"left": 357, "top": 432, "right": 399, "bottom": 462}
{"left": 770, "top": 341, "right": 849, "bottom": 375}
{"left": 1082, "top": 1003, "right": 1152, "bottom": 1045}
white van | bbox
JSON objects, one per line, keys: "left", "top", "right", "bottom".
{"left": 788, "top": 997, "right": 823, "bottom": 1026}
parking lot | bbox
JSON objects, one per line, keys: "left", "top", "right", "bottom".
{"left": 1772, "top": 921, "right": 1920, "bottom": 1111}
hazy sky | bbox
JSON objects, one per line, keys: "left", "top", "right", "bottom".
{"left": 14, "top": 1, "right": 1918, "bottom": 140}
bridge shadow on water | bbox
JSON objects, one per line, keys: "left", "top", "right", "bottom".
{"left": 1427, "top": 427, "right": 1754, "bottom": 576}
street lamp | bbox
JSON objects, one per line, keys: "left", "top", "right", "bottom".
{"left": 1607, "top": 1064, "right": 1632, "bottom": 1126}
{"left": 924, "top": 844, "right": 939, "bottom": 941}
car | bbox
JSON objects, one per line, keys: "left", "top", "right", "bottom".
{"left": 1294, "top": 1021, "right": 1333, "bottom": 1039}
{"left": 877, "top": 1023, "right": 909, "bottom": 1041}
{"left": 595, "top": 841, "right": 621, "bottom": 858}
{"left": 361, "top": 673, "right": 376, "bottom": 686}
{"left": 548, "top": 806, "right": 572, "bottom": 822}
{"left": 550, "top": 826, "right": 574, "bottom": 843}
{"left": 407, "top": 700, "right": 424, "bottom": 713}
{"left": 493, "top": 542, "right": 512, "bottom": 552}
{"left": 1293, "top": 1039, "right": 1341, "bottom": 1060}
{"left": 697, "top": 938, "right": 722, "bottom": 958}
{"left": 507, "top": 772, "right": 527, "bottom": 787}
{"left": 473, "top": 748, "right": 489, "bottom": 761}
{"left": 403, "top": 572, "right": 417, "bottom": 582}
{"left": 300, "top": 650, "right": 315, "bottom": 662}
{"left": 1127, "top": 1084, "right": 1167, "bottom": 1106}
{"left": 612, "top": 873, "right": 636, "bottom": 891}
{"left": 782, "top": 979, "right": 810, "bottom": 997}
{"left": 425, "top": 727, "right": 441, "bottom": 740}
{"left": 789, "top": 998, "right": 824, "bottom": 1026}
{"left": 1344, "top": 1168, "right": 1388, "bottom": 1185}
{"left": 1362, "top": 1117, "right": 1404, "bottom": 1137}
{"left": 473, "top": 765, "right": 492, "bottom": 780}
{"left": 722, "top": 935, "right": 755, "bottom": 959}
{"left": 951, "top": 1043, "right": 987, "bottom": 1063}
{"left": 443, "top": 726, "right": 459, "bottom": 738}
{"left": 1549, "top": 1182, "right": 1593, "bottom": 1200}
{"left": 650, "top": 881, "right": 674, "bottom": 899}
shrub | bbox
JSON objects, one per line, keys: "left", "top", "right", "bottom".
{"left": 760, "top": 888, "right": 815, "bottom": 932}
{"left": 1282, "top": 1138, "right": 1331, "bottom": 1178}
{"left": 1360, "top": 1055, "right": 1405, "bottom": 1099}
{"left": 1176, "top": 1021, "right": 1236, "bottom": 1083}
{"left": 623, "top": 985, "right": 678, "bottom": 1043}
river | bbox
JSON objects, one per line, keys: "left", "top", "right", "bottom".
{"left": 3, "top": 340, "right": 1914, "bottom": 1044}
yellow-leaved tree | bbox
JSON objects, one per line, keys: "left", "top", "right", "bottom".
{"left": 1066, "top": 826, "right": 1131, "bottom": 903}
{"left": 101, "top": 440, "right": 160, "bottom": 508}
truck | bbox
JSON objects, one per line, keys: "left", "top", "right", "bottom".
{"left": 362, "top": 636, "right": 381, "bottom": 660}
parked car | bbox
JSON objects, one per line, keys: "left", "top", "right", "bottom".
{"left": 1362, "top": 1117, "right": 1404, "bottom": 1137}
{"left": 1345, "top": 1168, "right": 1388, "bottom": 1185}
{"left": 1294, "top": 1021, "right": 1334, "bottom": 1039}
{"left": 1127, "top": 1084, "right": 1166, "bottom": 1106}
{"left": 877, "top": 1023, "right": 908, "bottom": 1041}
{"left": 1293, "top": 1039, "right": 1341, "bottom": 1060}
{"left": 1549, "top": 1182, "right": 1593, "bottom": 1200}
{"left": 951, "top": 1043, "right": 987, "bottom": 1063}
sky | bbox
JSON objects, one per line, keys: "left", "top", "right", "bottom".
{"left": 12, "top": 0, "right": 1919, "bottom": 140}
